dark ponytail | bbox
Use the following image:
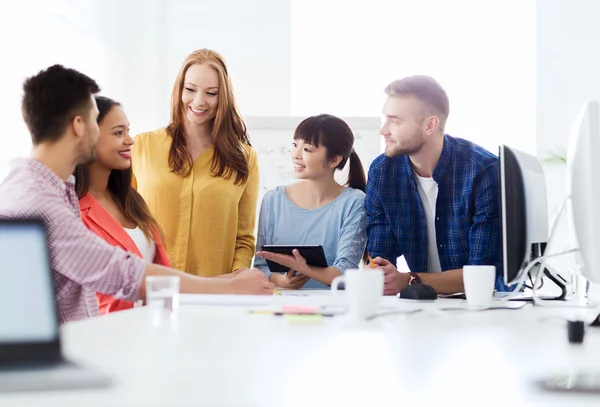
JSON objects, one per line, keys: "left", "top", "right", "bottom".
{"left": 294, "top": 114, "right": 366, "bottom": 192}
{"left": 347, "top": 150, "right": 366, "bottom": 193}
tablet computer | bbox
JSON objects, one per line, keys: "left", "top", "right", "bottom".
{"left": 260, "top": 245, "right": 328, "bottom": 274}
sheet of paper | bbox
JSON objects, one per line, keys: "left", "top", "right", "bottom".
{"left": 284, "top": 314, "right": 324, "bottom": 323}
{"left": 396, "top": 255, "right": 412, "bottom": 273}
{"left": 435, "top": 299, "right": 528, "bottom": 311}
{"left": 179, "top": 294, "right": 275, "bottom": 306}
{"left": 180, "top": 293, "right": 347, "bottom": 308}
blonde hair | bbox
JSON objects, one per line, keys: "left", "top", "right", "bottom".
{"left": 384, "top": 75, "right": 450, "bottom": 131}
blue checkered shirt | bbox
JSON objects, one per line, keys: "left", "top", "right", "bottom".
{"left": 365, "top": 135, "right": 508, "bottom": 291}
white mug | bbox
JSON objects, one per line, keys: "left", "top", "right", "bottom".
{"left": 331, "top": 268, "right": 384, "bottom": 319}
{"left": 463, "top": 265, "right": 496, "bottom": 308}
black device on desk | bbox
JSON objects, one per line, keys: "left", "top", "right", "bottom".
{"left": 400, "top": 284, "right": 438, "bottom": 300}
{"left": 397, "top": 272, "right": 438, "bottom": 300}
{"left": 261, "top": 245, "right": 328, "bottom": 274}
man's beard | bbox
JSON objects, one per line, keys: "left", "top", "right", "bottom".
{"left": 385, "top": 131, "right": 425, "bottom": 157}
{"left": 78, "top": 140, "right": 97, "bottom": 165}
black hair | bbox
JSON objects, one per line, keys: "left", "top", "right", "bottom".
{"left": 22, "top": 64, "right": 100, "bottom": 144}
{"left": 294, "top": 114, "right": 366, "bottom": 192}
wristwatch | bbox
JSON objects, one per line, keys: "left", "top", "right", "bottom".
{"left": 408, "top": 272, "right": 422, "bottom": 285}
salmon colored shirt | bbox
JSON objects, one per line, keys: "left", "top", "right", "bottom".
{"left": 79, "top": 193, "right": 170, "bottom": 314}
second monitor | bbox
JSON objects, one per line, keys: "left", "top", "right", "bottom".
{"left": 499, "top": 145, "right": 567, "bottom": 298}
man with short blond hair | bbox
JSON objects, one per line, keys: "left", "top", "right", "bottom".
{"left": 366, "top": 75, "right": 505, "bottom": 295}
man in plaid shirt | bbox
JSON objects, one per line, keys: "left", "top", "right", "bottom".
{"left": 0, "top": 65, "right": 273, "bottom": 324}
{"left": 366, "top": 75, "right": 505, "bottom": 295}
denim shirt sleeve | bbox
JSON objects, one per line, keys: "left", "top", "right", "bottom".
{"left": 365, "top": 171, "right": 400, "bottom": 264}
{"left": 253, "top": 191, "right": 272, "bottom": 279}
{"left": 333, "top": 196, "right": 367, "bottom": 273}
{"left": 468, "top": 162, "right": 505, "bottom": 289}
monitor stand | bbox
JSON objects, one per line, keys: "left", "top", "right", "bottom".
{"left": 541, "top": 267, "right": 568, "bottom": 300}
{"left": 530, "top": 242, "right": 568, "bottom": 301}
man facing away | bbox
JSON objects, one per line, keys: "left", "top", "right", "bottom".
{"left": 0, "top": 65, "right": 273, "bottom": 324}
{"left": 366, "top": 75, "right": 507, "bottom": 295}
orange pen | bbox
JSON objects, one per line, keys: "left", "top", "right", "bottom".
{"left": 368, "top": 256, "right": 376, "bottom": 268}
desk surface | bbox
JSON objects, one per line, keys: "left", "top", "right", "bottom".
{"left": 2, "top": 291, "right": 600, "bottom": 407}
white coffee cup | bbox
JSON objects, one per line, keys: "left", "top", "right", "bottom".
{"left": 330, "top": 268, "right": 384, "bottom": 319}
{"left": 463, "top": 265, "right": 496, "bottom": 308}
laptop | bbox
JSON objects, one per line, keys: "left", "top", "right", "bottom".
{"left": 0, "top": 218, "right": 112, "bottom": 392}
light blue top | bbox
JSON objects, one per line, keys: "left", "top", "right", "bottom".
{"left": 254, "top": 185, "right": 367, "bottom": 289}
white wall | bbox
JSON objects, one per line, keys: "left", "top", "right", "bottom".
{"left": 537, "top": 0, "right": 600, "bottom": 158}
{"left": 165, "top": 0, "right": 292, "bottom": 117}
{"left": 0, "top": 0, "right": 292, "bottom": 180}
{"left": 95, "top": 0, "right": 292, "bottom": 135}
{"left": 536, "top": 0, "right": 600, "bottom": 274}
{"left": 292, "top": 0, "right": 537, "bottom": 156}
{"left": 0, "top": 0, "right": 105, "bottom": 180}
{"left": 91, "top": 0, "right": 170, "bottom": 135}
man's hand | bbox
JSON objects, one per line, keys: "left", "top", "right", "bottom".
{"left": 215, "top": 269, "right": 246, "bottom": 279}
{"left": 270, "top": 269, "right": 310, "bottom": 289}
{"left": 228, "top": 268, "right": 275, "bottom": 295}
{"left": 371, "top": 257, "right": 410, "bottom": 295}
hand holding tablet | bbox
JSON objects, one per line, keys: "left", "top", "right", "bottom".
{"left": 256, "top": 245, "right": 328, "bottom": 274}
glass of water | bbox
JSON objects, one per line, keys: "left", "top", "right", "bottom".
{"left": 146, "top": 276, "right": 180, "bottom": 318}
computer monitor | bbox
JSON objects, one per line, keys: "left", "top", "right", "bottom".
{"left": 0, "top": 219, "right": 59, "bottom": 350}
{"left": 566, "top": 100, "right": 600, "bottom": 283}
{"left": 499, "top": 145, "right": 549, "bottom": 286}
{"left": 0, "top": 218, "right": 111, "bottom": 392}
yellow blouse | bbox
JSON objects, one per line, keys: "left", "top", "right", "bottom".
{"left": 132, "top": 128, "right": 259, "bottom": 277}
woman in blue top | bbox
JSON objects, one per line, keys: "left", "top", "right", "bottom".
{"left": 254, "top": 114, "right": 368, "bottom": 289}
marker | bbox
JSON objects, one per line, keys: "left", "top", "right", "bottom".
{"left": 248, "top": 310, "right": 275, "bottom": 315}
{"left": 276, "top": 312, "right": 334, "bottom": 317}
{"left": 247, "top": 310, "right": 334, "bottom": 317}
{"left": 273, "top": 289, "right": 282, "bottom": 295}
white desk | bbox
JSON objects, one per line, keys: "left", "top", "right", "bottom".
{"left": 2, "top": 291, "right": 600, "bottom": 406}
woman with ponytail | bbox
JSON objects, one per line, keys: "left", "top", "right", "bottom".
{"left": 254, "top": 114, "right": 367, "bottom": 289}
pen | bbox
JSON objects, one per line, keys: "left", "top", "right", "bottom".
{"left": 368, "top": 256, "right": 376, "bottom": 268}
{"left": 273, "top": 289, "right": 282, "bottom": 295}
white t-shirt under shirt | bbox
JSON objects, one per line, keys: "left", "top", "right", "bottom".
{"left": 124, "top": 227, "right": 156, "bottom": 263}
{"left": 413, "top": 172, "right": 442, "bottom": 272}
